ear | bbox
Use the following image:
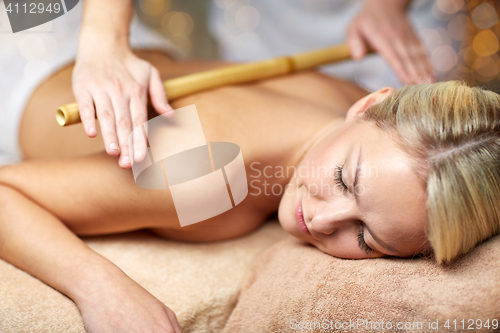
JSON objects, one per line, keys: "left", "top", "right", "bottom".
{"left": 345, "top": 87, "right": 395, "bottom": 121}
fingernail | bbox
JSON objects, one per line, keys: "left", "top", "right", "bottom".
{"left": 110, "top": 143, "right": 118, "bottom": 150}
{"left": 163, "top": 110, "right": 175, "bottom": 118}
{"left": 122, "top": 156, "right": 130, "bottom": 164}
{"left": 134, "top": 151, "right": 141, "bottom": 161}
{"left": 166, "top": 103, "right": 173, "bottom": 111}
{"left": 88, "top": 127, "right": 96, "bottom": 135}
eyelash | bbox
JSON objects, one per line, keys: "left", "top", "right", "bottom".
{"left": 335, "top": 165, "right": 373, "bottom": 255}
{"left": 334, "top": 165, "right": 348, "bottom": 191}
{"left": 358, "top": 227, "right": 373, "bottom": 255}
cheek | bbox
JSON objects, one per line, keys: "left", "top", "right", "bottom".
{"left": 316, "top": 237, "right": 381, "bottom": 259}
{"left": 296, "top": 145, "right": 336, "bottom": 186}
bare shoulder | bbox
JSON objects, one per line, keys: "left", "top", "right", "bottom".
{"left": 253, "top": 70, "right": 368, "bottom": 114}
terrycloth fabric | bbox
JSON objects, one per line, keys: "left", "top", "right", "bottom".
{"left": 223, "top": 234, "right": 500, "bottom": 333}
{"left": 0, "top": 220, "right": 288, "bottom": 333}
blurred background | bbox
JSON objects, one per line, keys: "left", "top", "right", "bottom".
{"left": 135, "top": 0, "right": 500, "bottom": 93}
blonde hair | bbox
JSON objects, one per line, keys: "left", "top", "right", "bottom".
{"left": 363, "top": 80, "right": 500, "bottom": 264}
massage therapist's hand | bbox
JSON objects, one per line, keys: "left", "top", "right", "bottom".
{"left": 72, "top": 44, "right": 173, "bottom": 169}
{"left": 74, "top": 0, "right": 172, "bottom": 169}
{"left": 347, "top": 0, "right": 436, "bottom": 85}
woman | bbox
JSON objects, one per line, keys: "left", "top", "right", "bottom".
{"left": 0, "top": 50, "right": 499, "bottom": 333}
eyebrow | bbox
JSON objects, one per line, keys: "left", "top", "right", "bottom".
{"left": 364, "top": 224, "right": 402, "bottom": 255}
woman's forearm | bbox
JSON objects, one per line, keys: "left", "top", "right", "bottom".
{"left": 0, "top": 183, "right": 125, "bottom": 305}
{"left": 0, "top": 181, "right": 183, "bottom": 331}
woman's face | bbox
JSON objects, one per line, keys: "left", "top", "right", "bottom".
{"left": 278, "top": 89, "right": 430, "bottom": 259}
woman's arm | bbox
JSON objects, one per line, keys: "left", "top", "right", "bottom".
{"left": 74, "top": 0, "right": 172, "bottom": 169}
{"left": 0, "top": 158, "right": 182, "bottom": 333}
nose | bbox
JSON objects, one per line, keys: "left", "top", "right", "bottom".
{"left": 309, "top": 199, "right": 357, "bottom": 235}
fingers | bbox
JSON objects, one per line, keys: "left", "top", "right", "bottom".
{"left": 408, "top": 36, "right": 437, "bottom": 83}
{"left": 129, "top": 83, "right": 149, "bottom": 164}
{"left": 395, "top": 37, "right": 437, "bottom": 84}
{"left": 368, "top": 30, "right": 437, "bottom": 85}
{"left": 110, "top": 86, "right": 134, "bottom": 168}
{"left": 93, "top": 93, "right": 121, "bottom": 157}
{"left": 149, "top": 67, "right": 173, "bottom": 115}
{"left": 347, "top": 23, "right": 367, "bottom": 61}
{"left": 393, "top": 39, "right": 423, "bottom": 84}
{"left": 366, "top": 30, "right": 413, "bottom": 84}
{"left": 73, "top": 53, "right": 162, "bottom": 169}
{"left": 349, "top": 8, "right": 437, "bottom": 85}
{"left": 74, "top": 90, "right": 97, "bottom": 137}
{"left": 88, "top": 76, "right": 155, "bottom": 169}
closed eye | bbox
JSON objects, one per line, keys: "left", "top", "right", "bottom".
{"left": 335, "top": 166, "right": 373, "bottom": 255}
{"left": 357, "top": 225, "right": 374, "bottom": 255}
{"left": 334, "top": 165, "right": 348, "bottom": 191}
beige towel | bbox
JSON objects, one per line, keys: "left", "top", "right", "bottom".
{"left": 223, "top": 234, "right": 500, "bottom": 333}
{"left": 0, "top": 220, "right": 288, "bottom": 333}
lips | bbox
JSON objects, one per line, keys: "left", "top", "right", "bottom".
{"left": 295, "top": 197, "right": 311, "bottom": 235}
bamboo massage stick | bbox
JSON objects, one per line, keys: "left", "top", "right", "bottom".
{"left": 56, "top": 43, "right": 366, "bottom": 126}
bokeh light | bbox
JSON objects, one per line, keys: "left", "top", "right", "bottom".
{"left": 432, "top": 0, "right": 454, "bottom": 21}
{"left": 234, "top": 6, "right": 260, "bottom": 32}
{"left": 472, "top": 29, "right": 499, "bottom": 57}
{"left": 421, "top": 28, "right": 442, "bottom": 50}
{"left": 447, "top": 14, "right": 468, "bottom": 41}
{"left": 436, "top": 0, "right": 464, "bottom": 15}
{"left": 495, "top": 19, "right": 500, "bottom": 37}
{"left": 471, "top": 3, "right": 498, "bottom": 29}
{"left": 432, "top": 45, "right": 457, "bottom": 72}
{"left": 139, "top": 0, "right": 170, "bottom": 17}
{"left": 161, "top": 11, "right": 194, "bottom": 37}
{"left": 460, "top": 45, "right": 476, "bottom": 65}
{"left": 474, "top": 56, "right": 498, "bottom": 81}
{"left": 436, "top": 27, "right": 452, "bottom": 46}
{"left": 232, "top": 31, "right": 261, "bottom": 59}
{"left": 214, "top": 0, "right": 248, "bottom": 9}
{"left": 425, "top": 0, "right": 500, "bottom": 90}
